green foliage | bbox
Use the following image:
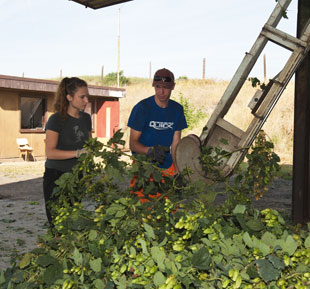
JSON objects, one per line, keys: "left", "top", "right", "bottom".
{"left": 1, "top": 131, "right": 309, "bottom": 289}
{"left": 62, "top": 75, "right": 143, "bottom": 87}
{"left": 200, "top": 138, "right": 232, "bottom": 182}
{"left": 177, "top": 76, "right": 188, "bottom": 81}
{"left": 103, "top": 71, "right": 130, "bottom": 86}
{"left": 248, "top": 77, "right": 266, "bottom": 90}
{"left": 175, "top": 92, "right": 206, "bottom": 130}
{"left": 243, "top": 131, "right": 280, "bottom": 198}
{"left": 227, "top": 131, "right": 280, "bottom": 207}
{"left": 200, "top": 131, "right": 280, "bottom": 208}
{"left": 275, "top": 0, "right": 288, "bottom": 19}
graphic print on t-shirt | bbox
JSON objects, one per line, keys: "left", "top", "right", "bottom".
{"left": 149, "top": 121, "right": 174, "bottom": 130}
{"left": 127, "top": 95, "right": 188, "bottom": 169}
{"left": 73, "top": 125, "right": 85, "bottom": 142}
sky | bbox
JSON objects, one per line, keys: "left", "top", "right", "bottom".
{"left": 0, "top": 0, "right": 298, "bottom": 80}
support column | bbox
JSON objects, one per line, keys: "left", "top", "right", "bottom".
{"left": 292, "top": 0, "right": 310, "bottom": 223}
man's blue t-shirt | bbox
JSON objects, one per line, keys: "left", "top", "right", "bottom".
{"left": 127, "top": 95, "right": 188, "bottom": 168}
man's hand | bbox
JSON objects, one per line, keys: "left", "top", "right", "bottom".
{"left": 147, "top": 145, "right": 170, "bottom": 164}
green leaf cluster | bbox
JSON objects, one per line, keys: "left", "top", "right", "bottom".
{"left": 248, "top": 77, "right": 266, "bottom": 90}
{"left": 103, "top": 71, "right": 130, "bottom": 86}
{"left": 200, "top": 131, "right": 280, "bottom": 207}
{"left": 1, "top": 130, "right": 309, "bottom": 289}
{"left": 174, "top": 92, "right": 207, "bottom": 130}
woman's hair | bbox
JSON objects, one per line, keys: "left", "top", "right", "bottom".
{"left": 54, "top": 77, "right": 88, "bottom": 118}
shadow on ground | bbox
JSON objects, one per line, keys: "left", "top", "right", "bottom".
{"left": 0, "top": 177, "right": 43, "bottom": 201}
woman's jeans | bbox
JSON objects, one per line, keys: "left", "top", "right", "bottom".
{"left": 43, "top": 167, "right": 64, "bottom": 226}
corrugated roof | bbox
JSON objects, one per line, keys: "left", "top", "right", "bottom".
{"left": 0, "top": 75, "right": 125, "bottom": 98}
{"left": 69, "top": 0, "right": 133, "bottom": 9}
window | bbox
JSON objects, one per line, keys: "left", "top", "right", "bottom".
{"left": 20, "top": 96, "right": 46, "bottom": 131}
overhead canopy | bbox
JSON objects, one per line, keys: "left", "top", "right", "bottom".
{"left": 69, "top": 0, "right": 133, "bottom": 9}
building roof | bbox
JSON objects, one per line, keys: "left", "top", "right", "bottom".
{"left": 69, "top": 0, "right": 133, "bottom": 9}
{"left": 0, "top": 74, "right": 125, "bottom": 98}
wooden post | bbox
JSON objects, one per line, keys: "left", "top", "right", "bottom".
{"left": 101, "top": 65, "right": 104, "bottom": 86}
{"left": 117, "top": 8, "right": 120, "bottom": 88}
{"left": 60, "top": 69, "right": 62, "bottom": 79}
{"left": 149, "top": 61, "right": 152, "bottom": 83}
{"left": 292, "top": 0, "right": 310, "bottom": 223}
{"left": 202, "top": 58, "right": 206, "bottom": 80}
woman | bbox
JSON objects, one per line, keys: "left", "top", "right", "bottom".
{"left": 43, "top": 77, "right": 92, "bottom": 226}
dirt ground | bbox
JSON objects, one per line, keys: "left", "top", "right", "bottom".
{"left": 0, "top": 160, "right": 47, "bottom": 271}
{"left": 0, "top": 160, "right": 293, "bottom": 271}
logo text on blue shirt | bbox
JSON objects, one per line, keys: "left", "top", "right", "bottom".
{"left": 149, "top": 121, "right": 174, "bottom": 130}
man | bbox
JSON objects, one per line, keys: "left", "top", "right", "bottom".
{"left": 128, "top": 68, "right": 187, "bottom": 176}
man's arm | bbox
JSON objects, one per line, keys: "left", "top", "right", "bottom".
{"left": 129, "top": 128, "right": 149, "bottom": 155}
{"left": 171, "top": 130, "right": 181, "bottom": 173}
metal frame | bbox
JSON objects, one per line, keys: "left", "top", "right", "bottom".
{"left": 176, "top": 0, "right": 310, "bottom": 181}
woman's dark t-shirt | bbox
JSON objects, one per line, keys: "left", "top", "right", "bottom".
{"left": 45, "top": 111, "right": 91, "bottom": 172}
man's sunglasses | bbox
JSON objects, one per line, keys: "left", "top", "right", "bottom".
{"left": 153, "top": 76, "right": 173, "bottom": 83}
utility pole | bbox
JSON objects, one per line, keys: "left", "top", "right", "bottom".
{"left": 292, "top": 0, "right": 310, "bottom": 223}
{"left": 117, "top": 7, "right": 120, "bottom": 88}
{"left": 202, "top": 58, "right": 206, "bottom": 80}
{"left": 101, "top": 65, "right": 104, "bottom": 86}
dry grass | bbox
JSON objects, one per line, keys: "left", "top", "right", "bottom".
{"left": 119, "top": 79, "right": 294, "bottom": 164}
{"left": 0, "top": 161, "right": 45, "bottom": 177}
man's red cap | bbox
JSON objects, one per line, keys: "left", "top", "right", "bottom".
{"left": 152, "top": 68, "right": 175, "bottom": 89}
